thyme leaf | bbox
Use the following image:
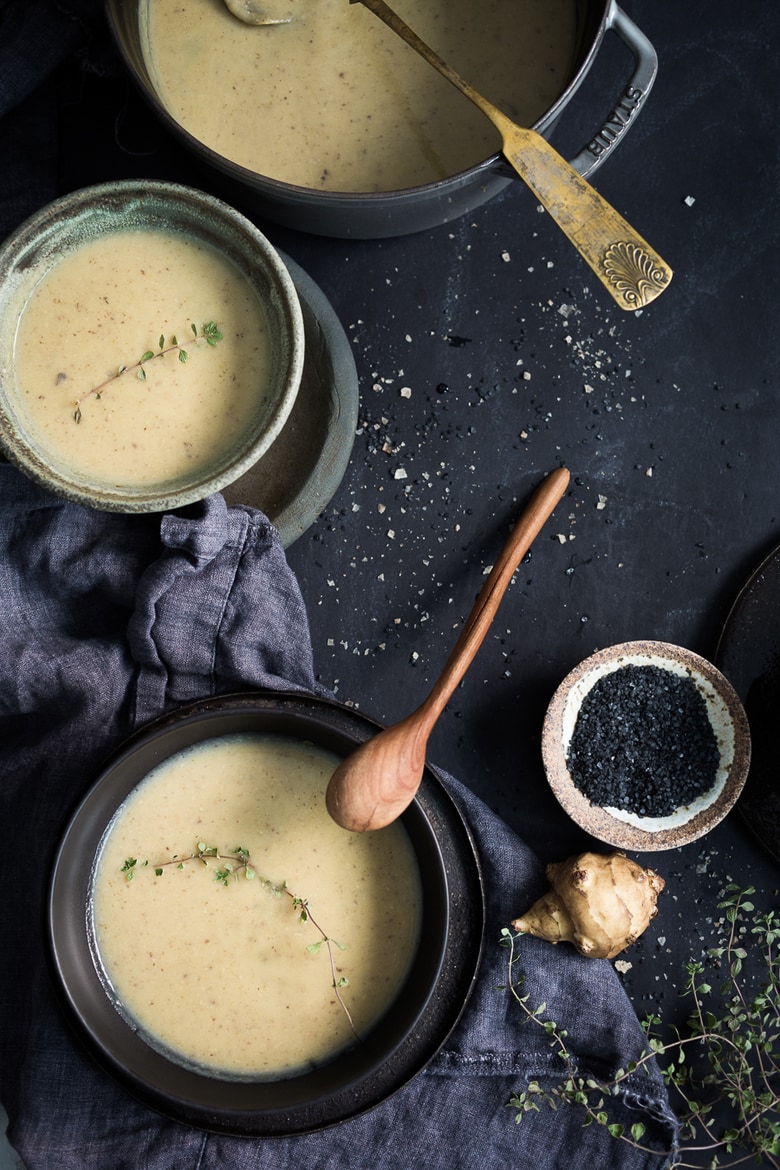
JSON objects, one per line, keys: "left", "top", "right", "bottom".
{"left": 503, "top": 885, "right": 780, "bottom": 1167}
{"left": 73, "top": 322, "right": 224, "bottom": 423}
{"left": 122, "top": 842, "right": 358, "bottom": 1040}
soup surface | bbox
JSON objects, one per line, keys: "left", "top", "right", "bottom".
{"left": 14, "top": 229, "right": 273, "bottom": 488}
{"left": 91, "top": 734, "right": 422, "bottom": 1078}
{"left": 142, "top": 0, "right": 578, "bottom": 192}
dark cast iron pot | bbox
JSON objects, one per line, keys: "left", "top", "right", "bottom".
{"left": 105, "top": 0, "right": 657, "bottom": 239}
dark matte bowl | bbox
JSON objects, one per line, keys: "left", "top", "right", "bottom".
{"left": 46, "top": 691, "right": 485, "bottom": 1135}
{"left": 105, "top": 0, "right": 658, "bottom": 239}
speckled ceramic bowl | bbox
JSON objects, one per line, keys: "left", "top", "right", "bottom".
{"left": 541, "top": 640, "right": 752, "bottom": 850}
{"left": 0, "top": 181, "right": 304, "bottom": 512}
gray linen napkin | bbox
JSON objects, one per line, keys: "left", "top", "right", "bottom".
{"left": 0, "top": 466, "right": 678, "bottom": 1169}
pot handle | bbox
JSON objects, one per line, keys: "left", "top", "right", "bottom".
{"left": 568, "top": 1, "right": 658, "bottom": 178}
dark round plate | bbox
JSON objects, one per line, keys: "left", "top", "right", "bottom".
{"left": 715, "top": 542, "right": 780, "bottom": 864}
{"left": 46, "top": 692, "right": 484, "bottom": 1136}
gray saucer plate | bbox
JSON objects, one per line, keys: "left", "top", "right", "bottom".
{"left": 223, "top": 254, "right": 358, "bottom": 546}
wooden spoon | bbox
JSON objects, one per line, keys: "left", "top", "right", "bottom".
{"left": 352, "top": 0, "right": 672, "bottom": 311}
{"left": 325, "top": 466, "right": 570, "bottom": 832}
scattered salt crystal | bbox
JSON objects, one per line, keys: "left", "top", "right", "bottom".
{"left": 596, "top": 495, "right": 607, "bottom": 510}
{"left": 393, "top": 468, "right": 407, "bottom": 480}
{"left": 501, "top": 250, "right": 511, "bottom": 262}
{"left": 684, "top": 195, "right": 696, "bottom": 207}
{"left": 400, "top": 386, "right": 412, "bottom": 398}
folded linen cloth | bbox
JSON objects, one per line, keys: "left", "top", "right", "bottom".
{"left": 0, "top": 466, "right": 678, "bottom": 1169}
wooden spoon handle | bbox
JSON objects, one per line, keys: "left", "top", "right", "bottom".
{"left": 420, "top": 466, "right": 570, "bottom": 727}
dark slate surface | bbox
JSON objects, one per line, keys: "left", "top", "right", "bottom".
{"left": 11, "top": 2, "right": 780, "bottom": 1163}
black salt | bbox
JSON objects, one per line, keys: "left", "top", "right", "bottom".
{"left": 566, "top": 663, "right": 720, "bottom": 817}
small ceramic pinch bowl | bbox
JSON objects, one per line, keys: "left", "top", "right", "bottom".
{"left": 541, "top": 640, "right": 752, "bottom": 850}
{"left": 0, "top": 180, "right": 304, "bottom": 512}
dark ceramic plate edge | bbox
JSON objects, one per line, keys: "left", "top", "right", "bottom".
{"left": 715, "top": 541, "right": 780, "bottom": 866}
{"left": 46, "top": 690, "right": 485, "bottom": 1136}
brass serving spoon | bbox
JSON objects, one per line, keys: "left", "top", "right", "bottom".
{"left": 325, "top": 466, "right": 570, "bottom": 832}
{"left": 352, "top": 0, "right": 671, "bottom": 311}
{"left": 223, "top": 0, "right": 671, "bottom": 308}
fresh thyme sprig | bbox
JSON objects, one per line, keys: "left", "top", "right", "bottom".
{"left": 501, "top": 884, "right": 780, "bottom": 1168}
{"left": 121, "top": 842, "right": 358, "bottom": 1039}
{"left": 73, "top": 321, "right": 223, "bottom": 423}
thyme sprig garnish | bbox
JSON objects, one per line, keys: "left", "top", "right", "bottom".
{"left": 73, "top": 321, "right": 223, "bottom": 423}
{"left": 501, "top": 884, "right": 780, "bottom": 1167}
{"left": 121, "top": 842, "right": 358, "bottom": 1039}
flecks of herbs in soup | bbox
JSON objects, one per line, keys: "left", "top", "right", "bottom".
{"left": 91, "top": 735, "right": 422, "bottom": 1078}
{"left": 14, "top": 230, "right": 272, "bottom": 488}
{"left": 142, "top": 0, "right": 578, "bottom": 192}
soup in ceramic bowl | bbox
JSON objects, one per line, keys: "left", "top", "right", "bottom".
{"left": 0, "top": 181, "right": 303, "bottom": 511}
{"left": 91, "top": 733, "right": 422, "bottom": 1079}
{"left": 47, "top": 693, "right": 484, "bottom": 1134}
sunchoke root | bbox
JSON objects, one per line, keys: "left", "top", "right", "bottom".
{"left": 511, "top": 850, "right": 665, "bottom": 960}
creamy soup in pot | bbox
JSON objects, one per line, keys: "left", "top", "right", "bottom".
{"left": 91, "top": 734, "right": 422, "bottom": 1078}
{"left": 13, "top": 230, "right": 273, "bottom": 489}
{"left": 142, "top": 0, "right": 578, "bottom": 192}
